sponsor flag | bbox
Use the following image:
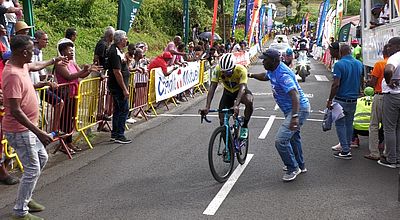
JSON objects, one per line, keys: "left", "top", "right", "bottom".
{"left": 247, "top": 0, "right": 261, "bottom": 46}
{"left": 183, "top": 0, "right": 190, "bottom": 46}
{"left": 211, "top": 0, "right": 218, "bottom": 47}
{"left": 245, "top": 0, "right": 255, "bottom": 39}
{"left": 117, "top": 0, "right": 144, "bottom": 33}
{"left": 305, "top": 12, "right": 310, "bottom": 37}
{"left": 335, "top": 0, "right": 344, "bottom": 39}
{"left": 231, "top": 0, "right": 242, "bottom": 38}
{"left": 338, "top": 22, "right": 352, "bottom": 42}
{"left": 315, "top": 1, "right": 324, "bottom": 39}
{"left": 267, "top": 5, "right": 273, "bottom": 33}
{"left": 258, "top": 4, "right": 266, "bottom": 49}
{"left": 317, "top": 0, "right": 330, "bottom": 46}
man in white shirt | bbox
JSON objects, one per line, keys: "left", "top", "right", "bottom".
{"left": 378, "top": 37, "right": 400, "bottom": 168}
{"left": 379, "top": 0, "right": 390, "bottom": 23}
{"left": 3, "top": 0, "right": 16, "bottom": 37}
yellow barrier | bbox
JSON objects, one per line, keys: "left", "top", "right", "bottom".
{"left": 194, "top": 60, "right": 208, "bottom": 94}
{"left": 147, "top": 69, "right": 158, "bottom": 116}
{"left": 2, "top": 139, "right": 23, "bottom": 172}
{"left": 75, "top": 77, "right": 101, "bottom": 149}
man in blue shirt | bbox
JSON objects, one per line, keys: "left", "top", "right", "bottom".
{"left": 249, "top": 49, "right": 310, "bottom": 182}
{"left": 326, "top": 44, "right": 363, "bottom": 159}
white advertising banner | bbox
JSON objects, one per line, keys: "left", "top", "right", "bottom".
{"left": 154, "top": 62, "right": 200, "bottom": 102}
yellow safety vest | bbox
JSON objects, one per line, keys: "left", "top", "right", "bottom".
{"left": 353, "top": 96, "right": 372, "bottom": 131}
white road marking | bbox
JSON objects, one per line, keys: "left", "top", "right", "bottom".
{"left": 258, "top": 115, "right": 276, "bottom": 139}
{"left": 156, "top": 113, "right": 323, "bottom": 122}
{"left": 304, "top": 93, "right": 314, "bottom": 98}
{"left": 252, "top": 92, "right": 273, "bottom": 96}
{"left": 274, "top": 104, "right": 279, "bottom": 110}
{"left": 254, "top": 107, "right": 266, "bottom": 111}
{"left": 203, "top": 154, "right": 254, "bottom": 216}
{"left": 315, "top": 75, "right": 329, "bottom": 81}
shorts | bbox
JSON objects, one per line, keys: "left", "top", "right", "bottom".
{"left": 40, "top": 89, "right": 62, "bottom": 105}
{"left": 218, "top": 88, "right": 252, "bottom": 109}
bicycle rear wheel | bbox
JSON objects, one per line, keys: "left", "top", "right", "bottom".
{"left": 236, "top": 130, "right": 249, "bottom": 165}
{"left": 208, "top": 126, "right": 234, "bottom": 183}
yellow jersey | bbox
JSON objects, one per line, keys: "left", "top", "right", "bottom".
{"left": 211, "top": 64, "right": 248, "bottom": 93}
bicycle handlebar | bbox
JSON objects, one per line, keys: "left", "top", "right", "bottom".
{"left": 198, "top": 109, "right": 234, "bottom": 124}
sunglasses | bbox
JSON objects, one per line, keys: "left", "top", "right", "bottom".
{"left": 223, "top": 69, "right": 234, "bottom": 76}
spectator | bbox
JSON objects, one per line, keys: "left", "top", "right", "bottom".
{"left": 135, "top": 42, "right": 150, "bottom": 66}
{"left": 351, "top": 39, "right": 362, "bottom": 62}
{"left": 56, "top": 40, "right": 100, "bottom": 153}
{"left": 2, "top": 34, "right": 63, "bottom": 220}
{"left": 164, "top": 36, "right": 186, "bottom": 65}
{"left": 364, "top": 44, "right": 391, "bottom": 160}
{"left": 186, "top": 42, "right": 195, "bottom": 61}
{"left": 0, "top": 0, "right": 20, "bottom": 28}
{"left": 379, "top": 37, "right": 400, "bottom": 168}
{"left": 3, "top": 0, "right": 17, "bottom": 37}
{"left": 370, "top": 4, "right": 384, "bottom": 28}
{"left": 31, "top": 30, "right": 64, "bottom": 132}
{"left": 93, "top": 26, "right": 115, "bottom": 68}
{"left": 15, "top": 21, "right": 33, "bottom": 36}
{"left": 107, "top": 30, "right": 132, "bottom": 144}
{"left": 327, "top": 44, "right": 363, "bottom": 159}
{"left": 194, "top": 45, "right": 204, "bottom": 61}
{"left": 0, "top": 24, "right": 8, "bottom": 53}
{"left": 379, "top": 0, "right": 389, "bottom": 24}
{"left": 148, "top": 52, "right": 178, "bottom": 77}
{"left": 249, "top": 49, "right": 310, "bottom": 182}
{"left": 57, "top": 28, "right": 77, "bottom": 60}
{"left": 175, "top": 43, "right": 187, "bottom": 66}
{"left": 192, "top": 23, "right": 199, "bottom": 43}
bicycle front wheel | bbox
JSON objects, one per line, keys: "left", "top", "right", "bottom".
{"left": 208, "top": 126, "right": 234, "bottom": 183}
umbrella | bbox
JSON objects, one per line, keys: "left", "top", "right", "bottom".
{"left": 198, "top": 32, "right": 222, "bottom": 41}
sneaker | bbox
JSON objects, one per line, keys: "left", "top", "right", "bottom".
{"left": 110, "top": 136, "right": 116, "bottom": 141}
{"left": 350, "top": 137, "right": 360, "bottom": 148}
{"left": 331, "top": 143, "right": 342, "bottom": 151}
{"left": 239, "top": 127, "right": 248, "bottom": 139}
{"left": 377, "top": 158, "right": 397, "bottom": 169}
{"left": 12, "top": 213, "right": 44, "bottom": 220}
{"left": 126, "top": 118, "right": 137, "bottom": 124}
{"left": 114, "top": 136, "right": 132, "bottom": 144}
{"left": 283, "top": 166, "right": 307, "bottom": 173}
{"left": 282, "top": 168, "right": 301, "bottom": 182}
{"left": 28, "top": 199, "right": 45, "bottom": 212}
{"left": 333, "top": 151, "right": 352, "bottom": 160}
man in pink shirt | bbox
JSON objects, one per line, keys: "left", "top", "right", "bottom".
{"left": 2, "top": 35, "right": 65, "bottom": 220}
{"left": 164, "top": 36, "right": 186, "bottom": 66}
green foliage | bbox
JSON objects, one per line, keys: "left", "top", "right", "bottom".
{"left": 346, "top": 0, "right": 361, "bottom": 16}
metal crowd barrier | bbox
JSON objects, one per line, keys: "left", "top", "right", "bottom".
{"left": 0, "top": 110, "right": 23, "bottom": 172}
{"left": 128, "top": 71, "right": 149, "bottom": 120}
{"left": 75, "top": 77, "right": 101, "bottom": 149}
{"left": 37, "top": 83, "right": 78, "bottom": 159}
{"left": 194, "top": 60, "right": 208, "bottom": 94}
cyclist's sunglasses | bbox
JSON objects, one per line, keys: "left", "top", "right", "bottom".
{"left": 223, "top": 68, "right": 234, "bottom": 76}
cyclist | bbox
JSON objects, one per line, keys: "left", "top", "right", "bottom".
{"left": 201, "top": 53, "right": 254, "bottom": 139}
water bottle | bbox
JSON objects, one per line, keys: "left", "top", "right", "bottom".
{"left": 49, "top": 131, "right": 57, "bottom": 138}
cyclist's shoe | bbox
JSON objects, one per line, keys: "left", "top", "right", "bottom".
{"left": 239, "top": 127, "right": 248, "bottom": 139}
{"left": 222, "top": 149, "right": 231, "bottom": 163}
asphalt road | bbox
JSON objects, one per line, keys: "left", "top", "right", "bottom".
{"left": 1, "top": 58, "right": 400, "bottom": 220}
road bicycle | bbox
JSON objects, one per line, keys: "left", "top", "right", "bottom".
{"left": 199, "top": 109, "right": 249, "bottom": 183}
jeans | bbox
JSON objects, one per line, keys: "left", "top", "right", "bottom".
{"left": 334, "top": 100, "right": 357, "bottom": 153}
{"left": 5, "top": 131, "right": 48, "bottom": 217}
{"left": 275, "top": 104, "right": 310, "bottom": 173}
{"left": 111, "top": 94, "right": 129, "bottom": 138}
{"left": 383, "top": 94, "right": 400, "bottom": 164}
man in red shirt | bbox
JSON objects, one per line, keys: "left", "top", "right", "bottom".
{"left": 2, "top": 35, "right": 65, "bottom": 220}
{"left": 148, "top": 52, "right": 178, "bottom": 76}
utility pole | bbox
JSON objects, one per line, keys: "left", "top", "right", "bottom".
{"left": 221, "top": 0, "right": 226, "bottom": 45}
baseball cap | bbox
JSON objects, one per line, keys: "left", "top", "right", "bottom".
{"left": 162, "top": 52, "right": 173, "bottom": 59}
{"left": 259, "top": 49, "right": 280, "bottom": 59}
{"left": 329, "top": 41, "right": 340, "bottom": 50}
{"left": 351, "top": 39, "right": 359, "bottom": 44}
{"left": 2, "top": 50, "right": 11, "bottom": 60}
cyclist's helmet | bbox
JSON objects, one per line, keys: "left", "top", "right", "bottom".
{"left": 364, "top": 86, "right": 374, "bottom": 97}
{"left": 286, "top": 48, "right": 293, "bottom": 56}
{"left": 219, "top": 53, "right": 236, "bottom": 71}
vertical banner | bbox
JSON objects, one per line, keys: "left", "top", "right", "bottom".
{"left": 317, "top": 0, "right": 330, "bottom": 46}
{"left": 267, "top": 5, "right": 273, "bottom": 33}
{"left": 315, "top": 1, "right": 324, "bottom": 40}
{"left": 305, "top": 12, "right": 310, "bottom": 37}
{"left": 231, "top": 0, "right": 242, "bottom": 38}
{"left": 247, "top": 0, "right": 261, "bottom": 46}
{"left": 245, "top": 0, "right": 255, "bottom": 39}
{"left": 117, "top": 0, "right": 144, "bottom": 33}
{"left": 258, "top": 4, "right": 266, "bottom": 50}
{"left": 335, "top": 0, "right": 344, "bottom": 39}
{"left": 338, "top": 22, "right": 351, "bottom": 42}
{"left": 211, "top": 0, "right": 219, "bottom": 47}
{"left": 322, "top": 7, "right": 333, "bottom": 48}
{"left": 183, "top": 0, "right": 190, "bottom": 46}
{"left": 301, "top": 15, "right": 306, "bottom": 37}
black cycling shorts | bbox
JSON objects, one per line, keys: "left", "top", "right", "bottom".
{"left": 218, "top": 89, "right": 252, "bottom": 110}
